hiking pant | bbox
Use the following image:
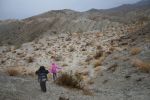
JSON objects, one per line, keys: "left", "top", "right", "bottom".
{"left": 40, "top": 81, "right": 46, "bottom": 92}
{"left": 53, "top": 73, "right": 57, "bottom": 81}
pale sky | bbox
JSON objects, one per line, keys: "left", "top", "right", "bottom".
{"left": 0, "top": 0, "right": 141, "bottom": 20}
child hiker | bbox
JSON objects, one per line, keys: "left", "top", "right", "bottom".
{"left": 49, "top": 62, "right": 62, "bottom": 81}
{"left": 49, "top": 47, "right": 62, "bottom": 81}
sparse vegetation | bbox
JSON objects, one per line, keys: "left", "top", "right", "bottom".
{"left": 94, "top": 50, "right": 103, "bottom": 59}
{"left": 0, "top": 0, "right": 150, "bottom": 99}
{"left": 6, "top": 67, "right": 20, "bottom": 76}
{"left": 68, "top": 46, "right": 75, "bottom": 52}
{"left": 132, "top": 58, "right": 150, "bottom": 73}
{"left": 27, "top": 57, "right": 34, "bottom": 63}
{"left": 6, "top": 67, "right": 35, "bottom": 76}
{"left": 85, "top": 56, "right": 93, "bottom": 62}
{"left": 107, "top": 63, "right": 118, "bottom": 72}
{"left": 56, "top": 72, "right": 83, "bottom": 89}
{"left": 93, "top": 59, "right": 102, "bottom": 68}
{"left": 55, "top": 55, "right": 62, "bottom": 61}
{"left": 61, "top": 63, "right": 68, "bottom": 67}
{"left": 130, "top": 47, "right": 141, "bottom": 55}
{"left": 82, "top": 88, "right": 94, "bottom": 96}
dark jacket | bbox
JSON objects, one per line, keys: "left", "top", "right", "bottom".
{"left": 36, "top": 66, "right": 49, "bottom": 82}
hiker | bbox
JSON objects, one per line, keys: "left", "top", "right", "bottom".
{"left": 49, "top": 62, "right": 62, "bottom": 81}
{"left": 35, "top": 66, "right": 49, "bottom": 92}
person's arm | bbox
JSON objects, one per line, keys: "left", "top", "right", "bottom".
{"left": 35, "top": 70, "right": 39, "bottom": 75}
{"left": 56, "top": 64, "right": 62, "bottom": 69}
{"left": 45, "top": 70, "right": 49, "bottom": 74}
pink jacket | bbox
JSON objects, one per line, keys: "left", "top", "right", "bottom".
{"left": 49, "top": 63, "right": 61, "bottom": 74}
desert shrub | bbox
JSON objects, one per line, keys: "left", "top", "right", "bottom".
{"left": 85, "top": 56, "right": 93, "bottom": 62}
{"left": 107, "top": 63, "right": 118, "bottom": 72}
{"left": 81, "top": 48, "right": 87, "bottom": 51}
{"left": 6, "top": 67, "right": 35, "bottom": 76}
{"left": 15, "top": 44, "right": 21, "bottom": 49}
{"left": 82, "top": 88, "right": 94, "bottom": 96}
{"left": 93, "top": 59, "right": 102, "bottom": 68}
{"left": 96, "top": 45, "right": 102, "bottom": 50}
{"left": 132, "top": 58, "right": 150, "bottom": 73}
{"left": 130, "top": 47, "right": 141, "bottom": 55}
{"left": 138, "top": 16, "right": 149, "bottom": 25}
{"left": 61, "top": 63, "right": 68, "bottom": 67}
{"left": 78, "top": 69, "right": 89, "bottom": 76}
{"left": 68, "top": 46, "right": 75, "bottom": 52}
{"left": 55, "top": 55, "right": 62, "bottom": 61}
{"left": 94, "top": 50, "right": 103, "bottom": 59}
{"left": 1, "top": 60, "right": 5, "bottom": 64}
{"left": 56, "top": 72, "right": 83, "bottom": 89}
{"left": 6, "top": 67, "right": 20, "bottom": 76}
{"left": 27, "top": 57, "right": 34, "bottom": 63}
{"left": 59, "top": 96, "right": 69, "bottom": 100}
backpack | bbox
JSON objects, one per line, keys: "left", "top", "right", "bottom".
{"left": 38, "top": 73, "right": 47, "bottom": 82}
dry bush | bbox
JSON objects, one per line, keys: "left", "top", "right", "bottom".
{"left": 6, "top": 67, "right": 21, "bottom": 76}
{"left": 130, "top": 47, "right": 142, "bottom": 55}
{"left": 78, "top": 69, "right": 89, "bottom": 76}
{"left": 93, "top": 52, "right": 106, "bottom": 68}
{"left": 6, "top": 67, "right": 35, "bottom": 76}
{"left": 85, "top": 56, "right": 93, "bottom": 62}
{"left": 107, "top": 63, "right": 118, "bottom": 72}
{"left": 121, "top": 57, "right": 129, "bottom": 61}
{"left": 55, "top": 55, "right": 63, "bottom": 61}
{"left": 82, "top": 85, "right": 94, "bottom": 96}
{"left": 82, "top": 88, "right": 94, "bottom": 96}
{"left": 27, "top": 57, "right": 34, "bottom": 63}
{"left": 93, "top": 59, "right": 102, "bottom": 68}
{"left": 94, "top": 50, "right": 103, "bottom": 59}
{"left": 56, "top": 72, "right": 83, "bottom": 89}
{"left": 113, "top": 55, "right": 119, "bottom": 60}
{"left": 132, "top": 58, "right": 150, "bottom": 73}
{"left": 1, "top": 60, "right": 5, "bottom": 64}
{"left": 23, "top": 68, "right": 36, "bottom": 77}
{"left": 79, "top": 61, "right": 87, "bottom": 66}
{"left": 85, "top": 42, "right": 92, "bottom": 46}
{"left": 68, "top": 46, "right": 75, "bottom": 52}
{"left": 61, "top": 63, "right": 68, "bottom": 67}
{"left": 94, "top": 66, "right": 101, "bottom": 72}
{"left": 59, "top": 96, "right": 69, "bottom": 100}
{"left": 96, "top": 45, "right": 102, "bottom": 50}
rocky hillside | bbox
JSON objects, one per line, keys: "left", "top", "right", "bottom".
{"left": 0, "top": 0, "right": 150, "bottom": 46}
{"left": 0, "top": 0, "right": 150, "bottom": 100}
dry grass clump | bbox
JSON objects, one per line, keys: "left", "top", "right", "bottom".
{"left": 85, "top": 56, "right": 93, "bottom": 62}
{"left": 6, "top": 66, "right": 35, "bottom": 76}
{"left": 1, "top": 60, "right": 5, "bottom": 64}
{"left": 82, "top": 84, "right": 94, "bottom": 96}
{"left": 130, "top": 47, "right": 142, "bottom": 55}
{"left": 56, "top": 72, "right": 83, "bottom": 89}
{"left": 68, "top": 46, "right": 75, "bottom": 52}
{"left": 78, "top": 69, "right": 89, "bottom": 76}
{"left": 92, "top": 52, "right": 106, "bottom": 68}
{"left": 132, "top": 58, "right": 150, "bottom": 73}
{"left": 94, "top": 66, "right": 101, "bottom": 72}
{"left": 61, "top": 63, "right": 68, "bottom": 67}
{"left": 107, "top": 63, "right": 118, "bottom": 72}
{"left": 93, "top": 59, "right": 102, "bottom": 68}
{"left": 27, "top": 57, "right": 34, "bottom": 63}
{"left": 82, "top": 88, "right": 94, "bottom": 96}
{"left": 94, "top": 50, "right": 103, "bottom": 59}
{"left": 6, "top": 67, "right": 20, "bottom": 76}
{"left": 96, "top": 45, "right": 102, "bottom": 50}
{"left": 54, "top": 55, "right": 63, "bottom": 61}
{"left": 59, "top": 96, "right": 69, "bottom": 100}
